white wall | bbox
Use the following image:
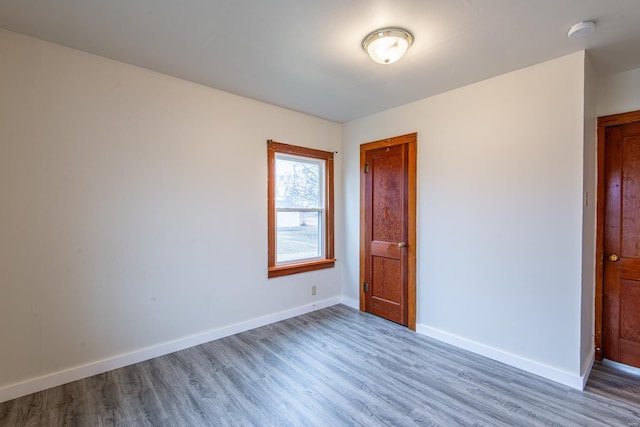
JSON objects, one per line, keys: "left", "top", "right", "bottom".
{"left": 580, "top": 54, "right": 597, "bottom": 381}
{"left": 597, "top": 67, "right": 640, "bottom": 116}
{"left": 343, "top": 52, "right": 588, "bottom": 386}
{"left": 0, "top": 29, "right": 342, "bottom": 397}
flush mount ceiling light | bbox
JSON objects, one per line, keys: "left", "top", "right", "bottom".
{"left": 363, "top": 28, "right": 413, "bottom": 64}
{"left": 568, "top": 21, "right": 596, "bottom": 39}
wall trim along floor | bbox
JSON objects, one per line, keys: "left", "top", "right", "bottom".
{"left": 1, "top": 296, "right": 595, "bottom": 403}
{"left": 340, "top": 296, "right": 359, "bottom": 310}
{"left": 0, "top": 297, "right": 344, "bottom": 404}
{"left": 417, "top": 324, "right": 593, "bottom": 390}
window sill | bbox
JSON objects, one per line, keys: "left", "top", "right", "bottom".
{"left": 268, "top": 258, "right": 336, "bottom": 278}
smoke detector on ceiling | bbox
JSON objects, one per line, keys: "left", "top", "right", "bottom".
{"left": 568, "top": 21, "right": 596, "bottom": 39}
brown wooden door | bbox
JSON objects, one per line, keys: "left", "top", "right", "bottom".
{"left": 603, "top": 120, "right": 640, "bottom": 368}
{"left": 360, "top": 134, "right": 416, "bottom": 328}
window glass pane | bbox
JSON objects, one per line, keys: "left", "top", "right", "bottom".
{"left": 276, "top": 211, "right": 322, "bottom": 263}
{"left": 275, "top": 156, "right": 323, "bottom": 209}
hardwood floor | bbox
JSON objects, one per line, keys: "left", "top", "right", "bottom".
{"left": 1, "top": 304, "right": 639, "bottom": 426}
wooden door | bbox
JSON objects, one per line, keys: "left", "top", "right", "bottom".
{"left": 603, "top": 120, "right": 640, "bottom": 368}
{"left": 360, "top": 133, "right": 416, "bottom": 329}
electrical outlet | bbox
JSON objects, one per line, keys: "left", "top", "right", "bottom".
{"left": 311, "top": 285, "right": 317, "bottom": 296}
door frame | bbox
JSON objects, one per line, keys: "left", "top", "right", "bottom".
{"left": 595, "top": 109, "right": 640, "bottom": 361}
{"left": 359, "top": 132, "right": 417, "bottom": 330}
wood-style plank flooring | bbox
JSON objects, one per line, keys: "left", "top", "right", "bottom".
{"left": 1, "top": 304, "right": 639, "bottom": 426}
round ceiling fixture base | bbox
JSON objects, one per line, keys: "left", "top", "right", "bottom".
{"left": 568, "top": 21, "right": 596, "bottom": 39}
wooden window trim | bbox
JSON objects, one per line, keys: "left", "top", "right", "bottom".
{"left": 268, "top": 140, "right": 335, "bottom": 278}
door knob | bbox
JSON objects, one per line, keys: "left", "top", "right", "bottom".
{"left": 608, "top": 253, "right": 620, "bottom": 262}
{"left": 398, "top": 242, "right": 407, "bottom": 248}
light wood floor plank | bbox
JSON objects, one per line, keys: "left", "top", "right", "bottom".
{"left": 1, "top": 304, "right": 639, "bottom": 426}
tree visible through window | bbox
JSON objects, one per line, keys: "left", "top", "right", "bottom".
{"left": 268, "top": 141, "right": 335, "bottom": 278}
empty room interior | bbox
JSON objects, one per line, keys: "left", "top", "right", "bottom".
{"left": 1, "top": 1, "right": 640, "bottom": 425}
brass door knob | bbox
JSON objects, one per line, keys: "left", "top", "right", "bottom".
{"left": 608, "top": 253, "right": 620, "bottom": 262}
{"left": 398, "top": 242, "right": 407, "bottom": 248}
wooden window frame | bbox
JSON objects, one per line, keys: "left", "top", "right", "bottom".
{"left": 268, "top": 140, "right": 335, "bottom": 278}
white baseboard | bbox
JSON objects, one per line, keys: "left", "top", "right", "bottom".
{"left": 581, "top": 348, "right": 595, "bottom": 389}
{"left": 0, "top": 297, "right": 342, "bottom": 404}
{"left": 417, "top": 324, "right": 587, "bottom": 390}
{"left": 340, "top": 296, "right": 359, "bottom": 310}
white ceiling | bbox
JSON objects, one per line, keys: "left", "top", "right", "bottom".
{"left": 1, "top": 0, "right": 640, "bottom": 123}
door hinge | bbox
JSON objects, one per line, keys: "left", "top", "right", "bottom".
{"left": 363, "top": 282, "right": 369, "bottom": 292}
{"left": 364, "top": 162, "right": 369, "bottom": 173}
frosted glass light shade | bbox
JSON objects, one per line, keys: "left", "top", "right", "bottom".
{"left": 363, "top": 28, "right": 413, "bottom": 64}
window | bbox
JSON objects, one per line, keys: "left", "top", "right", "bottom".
{"left": 268, "top": 140, "right": 335, "bottom": 278}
